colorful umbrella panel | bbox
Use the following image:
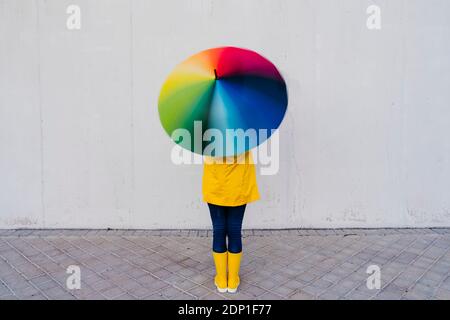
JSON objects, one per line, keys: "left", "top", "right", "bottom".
{"left": 158, "top": 47, "right": 288, "bottom": 157}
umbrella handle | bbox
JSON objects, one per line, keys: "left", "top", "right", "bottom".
{"left": 214, "top": 69, "right": 218, "bottom": 80}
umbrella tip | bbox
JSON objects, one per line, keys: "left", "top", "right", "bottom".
{"left": 214, "top": 69, "right": 218, "bottom": 80}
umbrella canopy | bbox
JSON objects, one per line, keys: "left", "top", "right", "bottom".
{"left": 158, "top": 46, "right": 288, "bottom": 157}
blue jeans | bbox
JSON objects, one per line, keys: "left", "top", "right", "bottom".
{"left": 208, "top": 203, "right": 246, "bottom": 254}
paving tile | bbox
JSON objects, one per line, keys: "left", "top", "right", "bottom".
{"left": 318, "top": 291, "right": 342, "bottom": 300}
{"left": 188, "top": 285, "right": 212, "bottom": 298}
{"left": 0, "top": 282, "right": 12, "bottom": 296}
{"left": 289, "top": 290, "right": 316, "bottom": 300}
{"left": 158, "top": 286, "right": 187, "bottom": 300}
{"left": 1, "top": 273, "right": 29, "bottom": 290}
{"left": 101, "top": 286, "right": 126, "bottom": 299}
{"left": 44, "top": 285, "right": 74, "bottom": 300}
{"left": 71, "top": 284, "right": 99, "bottom": 299}
{"left": 142, "top": 292, "right": 166, "bottom": 300}
{"left": 434, "top": 288, "right": 450, "bottom": 300}
{"left": 34, "top": 279, "right": 61, "bottom": 291}
{"left": 227, "top": 291, "right": 254, "bottom": 300}
{"left": 239, "top": 283, "right": 268, "bottom": 298}
{"left": 173, "top": 278, "right": 197, "bottom": 291}
{"left": 256, "top": 279, "right": 279, "bottom": 290}
{"left": 1, "top": 229, "right": 450, "bottom": 300}
{"left": 404, "top": 283, "right": 435, "bottom": 299}
{"left": 90, "top": 279, "right": 116, "bottom": 292}
{"left": 271, "top": 285, "right": 297, "bottom": 297}
{"left": 295, "top": 271, "right": 317, "bottom": 283}
{"left": 13, "top": 285, "right": 43, "bottom": 299}
{"left": 0, "top": 295, "right": 18, "bottom": 300}
{"left": 201, "top": 292, "right": 228, "bottom": 300}
{"left": 171, "top": 292, "right": 196, "bottom": 300}
{"left": 301, "top": 284, "right": 326, "bottom": 296}
{"left": 309, "top": 278, "right": 334, "bottom": 289}
{"left": 257, "top": 292, "right": 284, "bottom": 300}
{"left": 127, "top": 285, "right": 155, "bottom": 298}
{"left": 189, "top": 273, "right": 210, "bottom": 285}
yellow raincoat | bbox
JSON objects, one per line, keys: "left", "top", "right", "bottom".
{"left": 202, "top": 151, "right": 260, "bottom": 207}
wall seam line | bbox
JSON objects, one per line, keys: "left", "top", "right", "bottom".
{"left": 36, "top": 0, "right": 45, "bottom": 228}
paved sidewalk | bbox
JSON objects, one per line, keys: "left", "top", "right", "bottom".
{"left": 1, "top": 228, "right": 450, "bottom": 300}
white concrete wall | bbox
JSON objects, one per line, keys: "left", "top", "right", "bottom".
{"left": 1, "top": 0, "right": 450, "bottom": 229}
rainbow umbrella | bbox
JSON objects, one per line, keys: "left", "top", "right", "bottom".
{"left": 158, "top": 47, "right": 288, "bottom": 157}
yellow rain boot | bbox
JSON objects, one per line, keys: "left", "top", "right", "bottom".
{"left": 227, "top": 251, "right": 242, "bottom": 293}
{"left": 212, "top": 251, "right": 228, "bottom": 293}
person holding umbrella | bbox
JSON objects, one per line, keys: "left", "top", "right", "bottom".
{"left": 158, "top": 46, "right": 287, "bottom": 293}
{"left": 203, "top": 151, "right": 260, "bottom": 293}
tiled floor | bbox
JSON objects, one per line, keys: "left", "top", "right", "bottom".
{"left": 1, "top": 228, "right": 450, "bottom": 300}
